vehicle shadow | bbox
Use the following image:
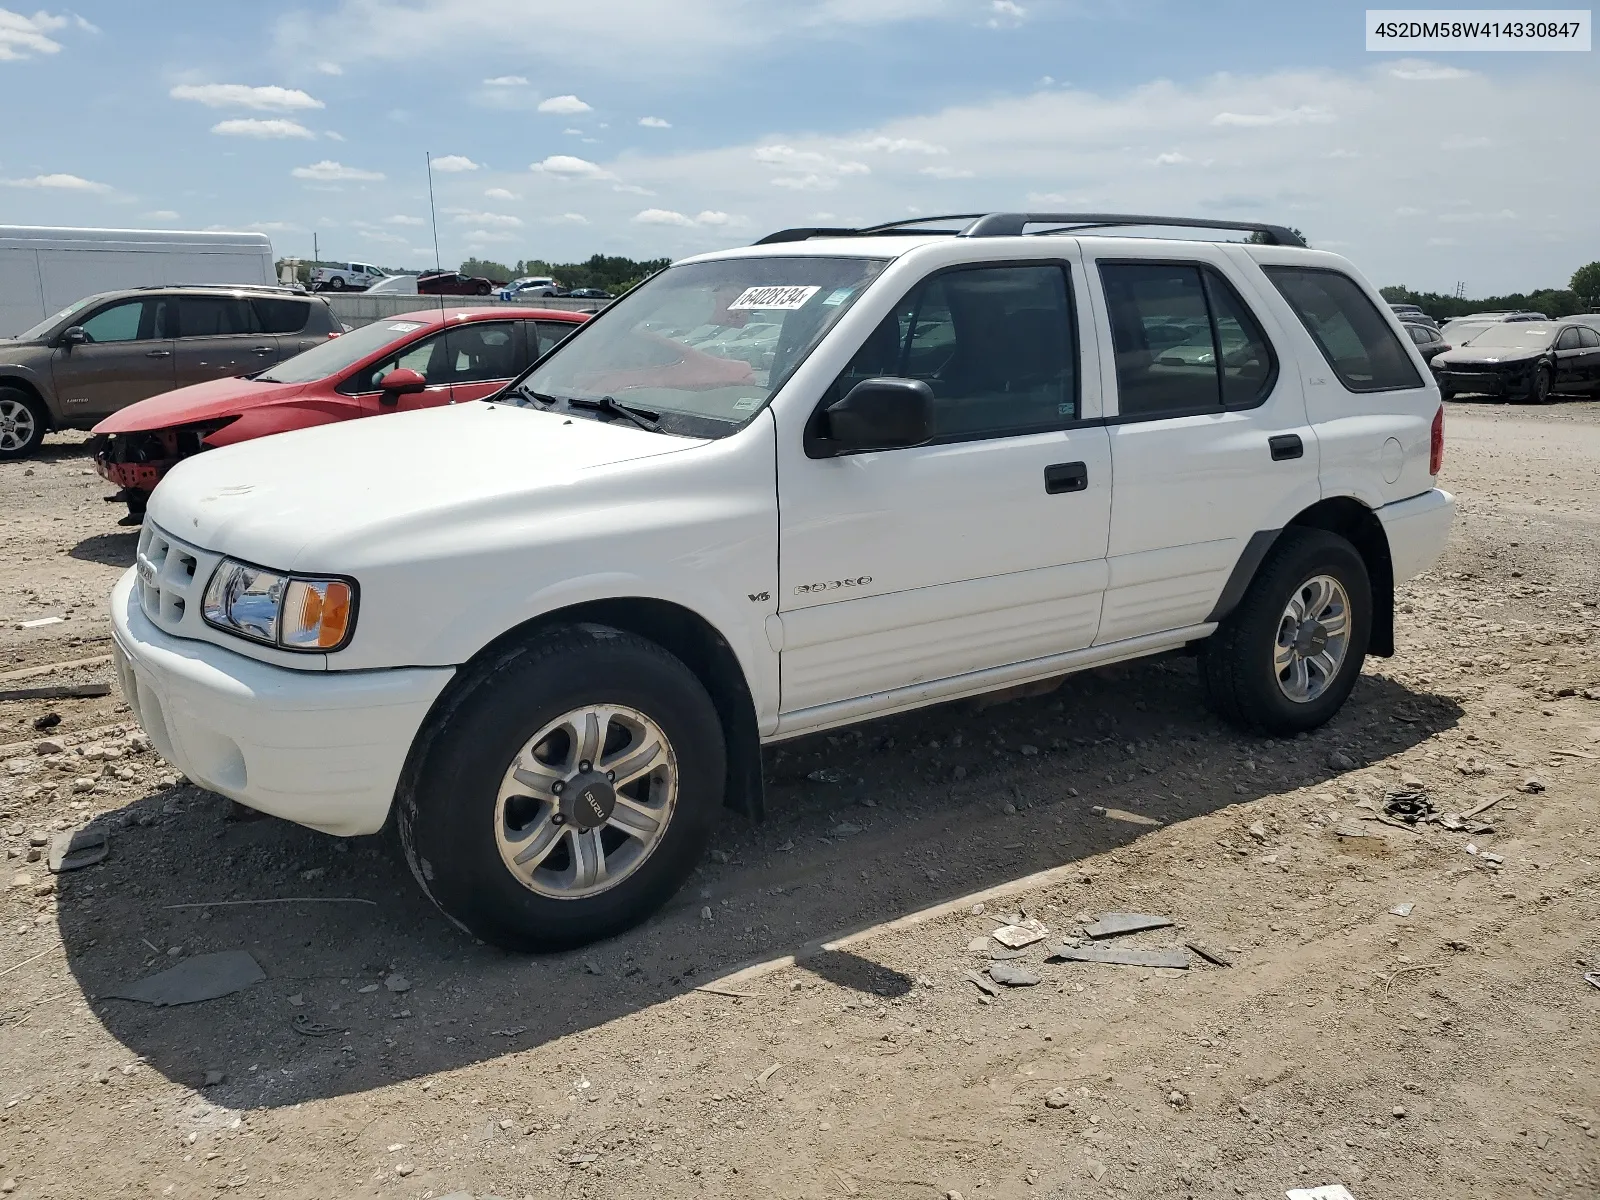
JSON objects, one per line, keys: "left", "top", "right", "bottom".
{"left": 69, "top": 530, "right": 139, "bottom": 568}
{"left": 52, "top": 656, "right": 1460, "bottom": 1108}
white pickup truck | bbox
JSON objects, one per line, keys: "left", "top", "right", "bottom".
{"left": 110, "top": 212, "right": 1454, "bottom": 951}
{"left": 310, "top": 261, "right": 385, "bottom": 291}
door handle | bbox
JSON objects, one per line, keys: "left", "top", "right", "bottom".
{"left": 1043, "top": 461, "right": 1088, "bottom": 494}
{"left": 250, "top": 346, "right": 274, "bottom": 354}
{"left": 144, "top": 349, "right": 171, "bottom": 358}
{"left": 1269, "top": 434, "right": 1304, "bottom": 461}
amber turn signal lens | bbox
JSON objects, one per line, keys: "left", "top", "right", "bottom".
{"left": 281, "top": 579, "right": 354, "bottom": 649}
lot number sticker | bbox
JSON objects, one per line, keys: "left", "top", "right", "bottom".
{"left": 728, "top": 285, "right": 821, "bottom": 311}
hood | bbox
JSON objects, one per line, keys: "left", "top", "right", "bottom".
{"left": 92, "top": 375, "right": 311, "bottom": 434}
{"left": 145, "top": 401, "right": 704, "bottom": 570}
{"left": 1433, "top": 346, "right": 1544, "bottom": 368}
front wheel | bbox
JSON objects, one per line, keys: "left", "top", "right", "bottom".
{"left": 397, "top": 625, "right": 725, "bottom": 951}
{"left": 1199, "top": 528, "right": 1372, "bottom": 736}
{"left": 0, "top": 389, "right": 47, "bottom": 460}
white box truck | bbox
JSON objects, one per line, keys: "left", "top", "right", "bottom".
{"left": 0, "top": 226, "right": 274, "bottom": 337}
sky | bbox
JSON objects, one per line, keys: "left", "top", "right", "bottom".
{"left": 0, "top": 0, "right": 1595, "bottom": 293}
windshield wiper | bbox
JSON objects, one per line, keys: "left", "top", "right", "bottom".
{"left": 564, "top": 394, "right": 661, "bottom": 432}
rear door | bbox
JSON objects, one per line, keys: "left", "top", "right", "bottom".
{"left": 252, "top": 297, "right": 324, "bottom": 357}
{"left": 48, "top": 295, "right": 176, "bottom": 418}
{"left": 1577, "top": 326, "right": 1600, "bottom": 391}
{"left": 1252, "top": 259, "right": 1437, "bottom": 506}
{"left": 173, "top": 295, "right": 277, "bottom": 385}
{"left": 1087, "top": 247, "right": 1319, "bottom": 643}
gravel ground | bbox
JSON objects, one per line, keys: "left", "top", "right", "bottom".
{"left": 0, "top": 405, "right": 1596, "bottom": 1200}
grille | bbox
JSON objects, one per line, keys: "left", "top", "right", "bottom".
{"left": 135, "top": 523, "right": 224, "bottom": 641}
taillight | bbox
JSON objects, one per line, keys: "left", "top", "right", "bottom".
{"left": 1429, "top": 405, "right": 1444, "bottom": 476}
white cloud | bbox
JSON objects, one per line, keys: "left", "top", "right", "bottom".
{"left": 1324, "top": 148, "right": 1359, "bottom": 159}
{"left": 695, "top": 210, "right": 732, "bottom": 225}
{"left": 987, "top": 0, "right": 1026, "bottom": 29}
{"left": 431, "top": 154, "right": 479, "bottom": 172}
{"left": 546, "top": 212, "right": 589, "bottom": 224}
{"left": 538, "top": 94, "right": 592, "bottom": 114}
{"left": 4, "top": 172, "right": 111, "bottom": 193}
{"left": 563, "top": 127, "right": 583, "bottom": 136}
{"left": 1152, "top": 151, "right": 1193, "bottom": 166}
{"left": 242, "top": 220, "right": 304, "bottom": 234}
{"left": 291, "top": 159, "right": 384, "bottom": 182}
{"left": 484, "top": 187, "right": 520, "bottom": 200}
{"left": 639, "top": 116, "right": 671, "bottom": 128}
{"left": 384, "top": 214, "right": 425, "bottom": 225}
{"left": 315, "top": 61, "right": 343, "bottom": 75}
{"left": 921, "top": 165, "right": 974, "bottom": 178}
{"left": 531, "top": 154, "right": 616, "bottom": 180}
{"left": 1436, "top": 208, "right": 1516, "bottom": 223}
{"left": 482, "top": 74, "right": 528, "bottom": 86}
{"left": 852, "top": 136, "right": 948, "bottom": 155}
{"left": 211, "top": 118, "right": 316, "bottom": 139}
{"left": 0, "top": 8, "right": 75, "bottom": 61}
{"left": 1394, "top": 206, "right": 1425, "bottom": 217}
{"left": 452, "top": 210, "right": 523, "bottom": 228}
{"left": 771, "top": 174, "right": 836, "bottom": 191}
{"left": 356, "top": 228, "right": 408, "bottom": 244}
{"left": 1211, "top": 105, "right": 1334, "bottom": 127}
{"left": 464, "top": 229, "right": 516, "bottom": 243}
{"left": 142, "top": 209, "right": 180, "bottom": 220}
{"left": 754, "top": 144, "right": 870, "bottom": 190}
{"left": 1389, "top": 60, "right": 1471, "bottom": 82}
{"left": 324, "top": 129, "right": 346, "bottom": 142}
{"left": 614, "top": 183, "right": 656, "bottom": 196}
{"left": 634, "top": 208, "right": 695, "bottom": 226}
{"left": 170, "top": 83, "right": 325, "bottom": 111}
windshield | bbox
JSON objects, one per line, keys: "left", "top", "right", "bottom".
{"left": 257, "top": 318, "right": 430, "bottom": 383}
{"left": 507, "top": 255, "right": 886, "bottom": 435}
{"left": 1460, "top": 324, "right": 1556, "bottom": 350}
{"left": 12, "top": 297, "right": 95, "bottom": 341}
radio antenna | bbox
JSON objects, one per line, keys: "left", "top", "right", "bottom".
{"left": 425, "top": 150, "right": 443, "bottom": 273}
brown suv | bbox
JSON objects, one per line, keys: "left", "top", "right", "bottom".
{"left": 0, "top": 285, "right": 341, "bottom": 459}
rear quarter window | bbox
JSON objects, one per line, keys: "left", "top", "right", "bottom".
{"left": 1263, "top": 266, "right": 1423, "bottom": 393}
{"left": 252, "top": 298, "right": 311, "bottom": 334}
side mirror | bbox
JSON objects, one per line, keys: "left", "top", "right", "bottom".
{"left": 60, "top": 326, "right": 87, "bottom": 347}
{"left": 819, "top": 377, "right": 935, "bottom": 455}
{"left": 378, "top": 367, "right": 427, "bottom": 401}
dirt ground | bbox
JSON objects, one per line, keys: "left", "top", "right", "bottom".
{"left": 1, "top": 402, "right": 1596, "bottom": 1200}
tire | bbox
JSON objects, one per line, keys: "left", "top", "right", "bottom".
{"left": 1198, "top": 528, "right": 1372, "bottom": 736}
{"left": 1531, "top": 365, "right": 1554, "bottom": 404}
{"left": 475, "top": 282, "right": 492, "bottom": 296}
{"left": 1438, "top": 384, "right": 1454, "bottom": 402}
{"left": 397, "top": 624, "right": 726, "bottom": 951}
{"left": 0, "top": 388, "right": 47, "bottom": 460}
{"left": 327, "top": 275, "right": 346, "bottom": 291}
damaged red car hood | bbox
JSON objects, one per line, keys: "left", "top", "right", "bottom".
{"left": 91, "top": 375, "right": 311, "bottom": 435}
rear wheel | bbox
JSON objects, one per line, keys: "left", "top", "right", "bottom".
{"left": 1199, "top": 528, "right": 1372, "bottom": 736}
{"left": 0, "top": 389, "right": 46, "bottom": 460}
{"left": 327, "top": 275, "right": 346, "bottom": 291}
{"left": 397, "top": 624, "right": 725, "bottom": 951}
{"left": 475, "top": 281, "right": 492, "bottom": 296}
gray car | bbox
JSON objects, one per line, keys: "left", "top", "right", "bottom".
{"left": 0, "top": 285, "right": 340, "bottom": 459}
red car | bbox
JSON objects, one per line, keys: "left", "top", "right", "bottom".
{"left": 91, "top": 306, "right": 586, "bottom": 522}
{"left": 417, "top": 270, "right": 498, "bottom": 296}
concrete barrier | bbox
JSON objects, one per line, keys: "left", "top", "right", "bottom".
{"left": 323, "top": 293, "right": 609, "bottom": 328}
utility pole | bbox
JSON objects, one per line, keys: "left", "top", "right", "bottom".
{"left": 313, "top": 231, "right": 319, "bottom": 266}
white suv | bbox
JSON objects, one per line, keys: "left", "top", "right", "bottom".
{"left": 311, "top": 261, "right": 385, "bottom": 291}
{"left": 109, "top": 212, "right": 1454, "bottom": 951}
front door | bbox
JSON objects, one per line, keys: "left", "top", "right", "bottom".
{"left": 49, "top": 295, "right": 176, "bottom": 419}
{"left": 774, "top": 259, "right": 1112, "bottom": 715}
{"left": 1089, "top": 250, "right": 1321, "bottom": 644}
{"left": 341, "top": 327, "right": 457, "bottom": 414}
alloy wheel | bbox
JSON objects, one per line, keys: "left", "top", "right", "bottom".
{"left": 1273, "top": 574, "right": 1351, "bottom": 704}
{"left": 493, "top": 704, "right": 678, "bottom": 899}
{"left": 0, "top": 398, "right": 37, "bottom": 453}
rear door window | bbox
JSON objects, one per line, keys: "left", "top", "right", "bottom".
{"left": 1578, "top": 327, "right": 1600, "bottom": 348}
{"left": 176, "top": 297, "right": 261, "bottom": 338}
{"left": 1262, "top": 266, "right": 1423, "bottom": 392}
{"left": 528, "top": 319, "right": 581, "bottom": 356}
{"left": 1099, "top": 262, "right": 1277, "bottom": 418}
{"left": 442, "top": 322, "right": 521, "bottom": 383}
{"left": 252, "top": 298, "right": 311, "bottom": 334}
{"left": 1554, "top": 327, "right": 1582, "bottom": 351}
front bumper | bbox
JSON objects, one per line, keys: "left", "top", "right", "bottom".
{"left": 109, "top": 569, "right": 455, "bottom": 836}
{"left": 1377, "top": 487, "right": 1455, "bottom": 585}
{"left": 1434, "top": 365, "right": 1533, "bottom": 397}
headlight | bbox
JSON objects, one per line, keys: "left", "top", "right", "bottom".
{"left": 201, "top": 559, "right": 356, "bottom": 652}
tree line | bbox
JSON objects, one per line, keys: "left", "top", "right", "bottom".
{"left": 1381, "top": 263, "right": 1600, "bottom": 319}
{"left": 459, "top": 253, "right": 672, "bottom": 293}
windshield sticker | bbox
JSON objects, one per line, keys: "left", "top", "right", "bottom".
{"left": 731, "top": 396, "right": 761, "bottom": 412}
{"left": 822, "top": 287, "right": 855, "bottom": 307}
{"left": 728, "top": 285, "right": 821, "bottom": 311}
{"left": 386, "top": 322, "right": 423, "bottom": 332}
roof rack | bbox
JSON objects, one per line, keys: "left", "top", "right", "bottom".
{"left": 754, "top": 212, "right": 1307, "bottom": 248}
{"left": 133, "top": 282, "right": 307, "bottom": 294}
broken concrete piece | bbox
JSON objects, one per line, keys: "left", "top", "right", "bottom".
{"left": 988, "top": 947, "right": 1029, "bottom": 961}
{"left": 104, "top": 951, "right": 265, "bottom": 1006}
{"left": 1083, "top": 912, "right": 1174, "bottom": 940}
{"left": 987, "top": 961, "right": 1041, "bottom": 987}
{"left": 1286, "top": 1187, "right": 1357, "bottom": 1200}
{"left": 48, "top": 827, "right": 108, "bottom": 873}
{"left": 964, "top": 970, "right": 998, "bottom": 996}
{"left": 991, "top": 919, "right": 1048, "bottom": 949}
{"left": 1389, "top": 902, "right": 1414, "bottom": 917}
{"left": 967, "top": 936, "right": 991, "bottom": 953}
{"left": 1048, "top": 944, "right": 1189, "bottom": 970}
